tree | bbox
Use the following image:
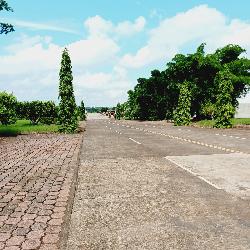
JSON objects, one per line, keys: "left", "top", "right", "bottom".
{"left": 0, "top": 91, "right": 17, "bottom": 125}
{"left": 173, "top": 81, "right": 192, "bottom": 126}
{"left": 0, "top": 0, "right": 14, "bottom": 34}
{"left": 214, "top": 67, "right": 235, "bottom": 128}
{"left": 115, "top": 103, "right": 122, "bottom": 120}
{"left": 58, "top": 48, "right": 78, "bottom": 133}
{"left": 78, "top": 100, "right": 86, "bottom": 121}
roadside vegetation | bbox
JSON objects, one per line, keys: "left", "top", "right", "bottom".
{"left": 116, "top": 44, "right": 250, "bottom": 128}
{"left": 193, "top": 118, "right": 250, "bottom": 128}
{"left": 0, "top": 120, "right": 59, "bottom": 136}
{"left": 0, "top": 49, "right": 86, "bottom": 136}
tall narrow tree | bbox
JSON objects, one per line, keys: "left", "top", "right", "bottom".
{"left": 79, "top": 100, "right": 86, "bottom": 121}
{"left": 58, "top": 48, "right": 78, "bottom": 133}
{"left": 214, "top": 67, "right": 235, "bottom": 128}
{"left": 173, "top": 81, "right": 192, "bottom": 126}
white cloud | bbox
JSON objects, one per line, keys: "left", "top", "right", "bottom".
{"left": 115, "top": 16, "right": 146, "bottom": 36}
{"left": 120, "top": 5, "right": 250, "bottom": 68}
{"left": 1, "top": 7, "right": 250, "bottom": 106}
{"left": 84, "top": 15, "right": 146, "bottom": 38}
{"left": 2, "top": 18, "right": 78, "bottom": 34}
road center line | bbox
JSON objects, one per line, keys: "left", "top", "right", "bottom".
{"left": 129, "top": 138, "right": 142, "bottom": 145}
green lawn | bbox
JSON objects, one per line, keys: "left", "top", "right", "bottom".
{"left": 0, "top": 120, "right": 59, "bottom": 136}
{"left": 193, "top": 118, "right": 250, "bottom": 128}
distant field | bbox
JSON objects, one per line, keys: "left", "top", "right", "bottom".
{"left": 0, "top": 120, "right": 59, "bottom": 136}
{"left": 193, "top": 118, "right": 250, "bottom": 128}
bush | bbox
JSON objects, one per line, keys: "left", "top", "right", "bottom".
{"left": 40, "top": 101, "right": 57, "bottom": 125}
{"left": 18, "top": 101, "right": 57, "bottom": 125}
{"left": 0, "top": 91, "right": 17, "bottom": 125}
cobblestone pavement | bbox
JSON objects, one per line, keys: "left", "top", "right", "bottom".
{"left": 0, "top": 134, "right": 82, "bottom": 250}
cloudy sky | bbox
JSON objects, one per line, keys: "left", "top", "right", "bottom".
{"left": 0, "top": 0, "right": 250, "bottom": 106}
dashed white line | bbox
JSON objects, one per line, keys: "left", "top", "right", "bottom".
{"left": 129, "top": 138, "right": 142, "bottom": 145}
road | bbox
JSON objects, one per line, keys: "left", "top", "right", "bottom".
{"left": 66, "top": 113, "right": 250, "bottom": 249}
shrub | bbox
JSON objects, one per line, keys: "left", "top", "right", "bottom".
{"left": 40, "top": 101, "right": 57, "bottom": 125}
{"left": 0, "top": 91, "right": 17, "bottom": 125}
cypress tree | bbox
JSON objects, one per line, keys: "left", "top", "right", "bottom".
{"left": 58, "top": 48, "right": 78, "bottom": 133}
{"left": 79, "top": 100, "right": 86, "bottom": 121}
{"left": 173, "top": 81, "right": 192, "bottom": 126}
{"left": 214, "top": 67, "right": 235, "bottom": 128}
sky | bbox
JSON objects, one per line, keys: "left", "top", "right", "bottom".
{"left": 0, "top": 0, "right": 250, "bottom": 107}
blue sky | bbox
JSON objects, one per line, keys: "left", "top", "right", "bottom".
{"left": 0, "top": 0, "right": 250, "bottom": 106}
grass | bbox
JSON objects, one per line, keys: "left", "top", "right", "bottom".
{"left": 192, "top": 118, "right": 250, "bottom": 128}
{"left": 0, "top": 120, "right": 59, "bottom": 136}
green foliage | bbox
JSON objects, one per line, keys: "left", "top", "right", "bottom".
{"left": 78, "top": 100, "right": 86, "bottom": 121}
{"left": 214, "top": 67, "right": 235, "bottom": 128}
{"left": 115, "top": 103, "right": 122, "bottom": 120}
{"left": 200, "top": 101, "right": 216, "bottom": 119}
{"left": 100, "top": 107, "right": 109, "bottom": 113}
{"left": 0, "top": 119, "right": 58, "bottom": 136}
{"left": 0, "top": 91, "right": 17, "bottom": 125}
{"left": 58, "top": 48, "right": 78, "bottom": 133}
{"left": 16, "top": 101, "right": 57, "bottom": 125}
{"left": 193, "top": 118, "right": 250, "bottom": 128}
{"left": 39, "top": 101, "right": 57, "bottom": 125}
{"left": 173, "top": 81, "right": 192, "bottom": 126}
{"left": 0, "top": 0, "right": 14, "bottom": 35}
{"left": 118, "top": 43, "right": 250, "bottom": 126}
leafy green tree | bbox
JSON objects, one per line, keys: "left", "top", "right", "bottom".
{"left": 173, "top": 81, "right": 192, "bottom": 126}
{"left": 214, "top": 67, "right": 235, "bottom": 128}
{"left": 25, "top": 101, "right": 44, "bottom": 124}
{"left": 115, "top": 103, "right": 122, "bottom": 120}
{"left": 40, "top": 101, "right": 57, "bottom": 125}
{"left": 0, "top": 0, "right": 14, "bottom": 34}
{"left": 58, "top": 48, "right": 78, "bottom": 133}
{"left": 78, "top": 100, "right": 86, "bottom": 121}
{"left": 0, "top": 91, "right": 17, "bottom": 125}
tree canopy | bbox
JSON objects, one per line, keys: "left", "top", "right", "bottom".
{"left": 0, "top": 0, "right": 14, "bottom": 35}
{"left": 116, "top": 44, "right": 250, "bottom": 126}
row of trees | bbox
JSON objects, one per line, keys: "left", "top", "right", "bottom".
{"left": 116, "top": 44, "right": 250, "bottom": 128}
{"left": 0, "top": 92, "right": 86, "bottom": 127}
{"left": 1, "top": 1, "right": 85, "bottom": 133}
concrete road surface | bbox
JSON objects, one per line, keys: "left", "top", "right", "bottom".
{"left": 66, "top": 116, "right": 250, "bottom": 249}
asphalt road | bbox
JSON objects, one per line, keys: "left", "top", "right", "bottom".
{"left": 66, "top": 114, "right": 250, "bottom": 249}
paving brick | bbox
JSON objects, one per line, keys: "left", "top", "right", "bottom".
{"left": 26, "top": 230, "right": 44, "bottom": 239}
{"left": 6, "top": 236, "right": 25, "bottom": 246}
{"left": 48, "top": 219, "right": 63, "bottom": 226}
{"left": 39, "top": 244, "right": 59, "bottom": 250}
{"left": 4, "top": 246, "right": 20, "bottom": 250}
{"left": 21, "top": 238, "right": 41, "bottom": 249}
{"left": 0, "top": 134, "right": 82, "bottom": 249}
{"left": 0, "top": 232, "right": 11, "bottom": 241}
{"left": 42, "top": 233, "right": 60, "bottom": 244}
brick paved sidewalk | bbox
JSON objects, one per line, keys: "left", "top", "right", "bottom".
{"left": 0, "top": 134, "right": 83, "bottom": 250}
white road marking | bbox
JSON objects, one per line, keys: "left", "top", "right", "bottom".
{"left": 129, "top": 138, "right": 142, "bottom": 145}
{"left": 127, "top": 122, "right": 246, "bottom": 154}
{"left": 165, "top": 157, "right": 222, "bottom": 190}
